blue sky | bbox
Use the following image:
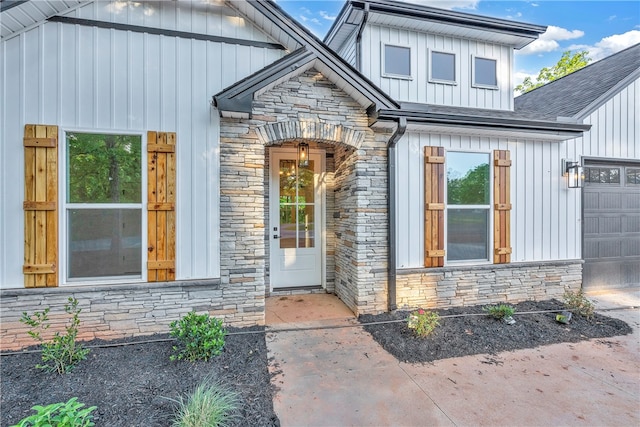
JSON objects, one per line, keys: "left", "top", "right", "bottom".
{"left": 276, "top": 0, "right": 640, "bottom": 87}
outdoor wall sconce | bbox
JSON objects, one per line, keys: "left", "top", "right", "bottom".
{"left": 562, "top": 159, "right": 584, "bottom": 188}
{"left": 298, "top": 142, "right": 309, "bottom": 167}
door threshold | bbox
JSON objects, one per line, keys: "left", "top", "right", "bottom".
{"left": 269, "top": 285, "right": 324, "bottom": 296}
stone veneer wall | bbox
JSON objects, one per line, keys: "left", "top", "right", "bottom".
{"left": 0, "top": 280, "right": 252, "bottom": 351}
{"left": 229, "top": 68, "right": 390, "bottom": 315}
{"left": 395, "top": 260, "right": 583, "bottom": 309}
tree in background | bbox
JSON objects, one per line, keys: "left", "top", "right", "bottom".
{"left": 515, "top": 50, "right": 590, "bottom": 95}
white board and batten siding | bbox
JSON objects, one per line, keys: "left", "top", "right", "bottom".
{"left": 395, "top": 131, "right": 582, "bottom": 269}
{"left": 573, "top": 77, "right": 639, "bottom": 160}
{"left": 0, "top": 1, "right": 286, "bottom": 289}
{"left": 360, "top": 24, "right": 513, "bottom": 110}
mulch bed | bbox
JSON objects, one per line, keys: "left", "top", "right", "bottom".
{"left": 2, "top": 299, "right": 633, "bottom": 426}
{"left": 1, "top": 326, "right": 279, "bottom": 427}
{"left": 359, "top": 299, "right": 633, "bottom": 364}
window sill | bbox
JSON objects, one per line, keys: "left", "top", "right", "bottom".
{"left": 382, "top": 74, "right": 413, "bottom": 81}
{"left": 429, "top": 79, "right": 457, "bottom": 86}
{"left": 472, "top": 83, "right": 499, "bottom": 90}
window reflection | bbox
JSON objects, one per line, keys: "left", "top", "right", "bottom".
{"left": 279, "top": 159, "right": 315, "bottom": 249}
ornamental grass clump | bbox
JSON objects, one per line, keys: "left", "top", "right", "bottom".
{"left": 563, "top": 289, "right": 595, "bottom": 320}
{"left": 483, "top": 304, "right": 516, "bottom": 320}
{"left": 169, "top": 312, "right": 227, "bottom": 362}
{"left": 19, "top": 297, "right": 89, "bottom": 374}
{"left": 407, "top": 308, "right": 440, "bottom": 338}
{"left": 171, "top": 379, "right": 239, "bottom": 427}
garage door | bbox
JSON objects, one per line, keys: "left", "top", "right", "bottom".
{"left": 583, "top": 163, "right": 640, "bottom": 290}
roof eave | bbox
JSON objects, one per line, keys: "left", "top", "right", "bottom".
{"left": 371, "top": 109, "right": 591, "bottom": 136}
{"left": 238, "top": 1, "right": 399, "bottom": 111}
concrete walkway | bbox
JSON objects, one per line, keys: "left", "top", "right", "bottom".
{"left": 266, "top": 292, "right": 640, "bottom": 427}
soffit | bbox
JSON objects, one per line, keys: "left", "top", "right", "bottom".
{"left": 366, "top": 12, "right": 537, "bottom": 48}
{"left": 1, "top": 0, "right": 87, "bottom": 39}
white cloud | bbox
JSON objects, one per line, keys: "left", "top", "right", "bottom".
{"left": 319, "top": 11, "right": 337, "bottom": 21}
{"left": 404, "top": 0, "right": 479, "bottom": 10}
{"left": 519, "top": 25, "right": 585, "bottom": 54}
{"left": 568, "top": 30, "right": 640, "bottom": 61}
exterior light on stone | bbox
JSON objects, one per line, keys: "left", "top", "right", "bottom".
{"left": 297, "top": 142, "right": 309, "bottom": 167}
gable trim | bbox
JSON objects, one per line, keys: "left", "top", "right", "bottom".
{"left": 47, "top": 15, "right": 286, "bottom": 50}
{"left": 575, "top": 68, "right": 640, "bottom": 120}
{"left": 244, "top": 0, "right": 399, "bottom": 111}
{"left": 214, "top": 48, "right": 315, "bottom": 115}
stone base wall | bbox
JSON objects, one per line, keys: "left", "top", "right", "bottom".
{"left": 0, "top": 280, "right": 262, "bottom": 351}
{"left": 396, "top": 260, "right": 583, "bottom": 310}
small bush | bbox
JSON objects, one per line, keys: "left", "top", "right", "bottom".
{"left": 563, "top": 289, "right": 595, "bottom": 320}
{"left": 171, "top": 380, "right": 239, "bottom": 427}
{"left": 20, "top": 297, "right": 89, "bottom": 374}
{"left": 483, "top": 304, "right": 515, "bottom": 320}
{"left": 12, "top": 397, "right": 97, "bottom": 427}
{"left": 170, "top": 312, "right": 227, "bottom": 362}
{"left": 407, "top": 309, "right": 440, "bottom": 338}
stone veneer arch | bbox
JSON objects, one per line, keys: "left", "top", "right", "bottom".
{"left": 256, "top": 120, "right": 365, "bottom": 149}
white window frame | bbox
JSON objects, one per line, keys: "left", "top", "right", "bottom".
{"left": 59, "top": 128, "right": 148, "bottom": 285}
{"left": 471, "top": 55, "right": 499, "bottom": 89}
{"left": 428, "top": 49, "right": 457, "bottom": 85}
{"left": 382, "top": 43, "right": 413, "bottom": 80}
{"left": 444, "top": 150, "right": 494, "bottom": 265}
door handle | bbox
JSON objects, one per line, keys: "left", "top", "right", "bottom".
{"left": 273, "top": 235, "right": 280, "bottom": 239}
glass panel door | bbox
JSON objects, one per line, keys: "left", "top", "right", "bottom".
{"left": 270, "top": 150, "right": 322, "bottom": 288}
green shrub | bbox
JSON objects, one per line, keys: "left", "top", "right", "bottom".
{"left": 171, "top": 380, "right": 239, "bottom": 427}
{"left": 407, "top": 309, "right": 440, "bottom": 338}
{"left": 483, "top": 304, "right": 516, "bottom": 320}
{"left": 563, "top": 289, "right": 595, "bottom": 320}
{"left": 20, "top": 297, "right": 89, "bottom": 374}
{"left": 169, "top": 312, "right": 227, "bottom": 362}
{"left": 11, "top": 397, "right": 97, "bottom": 427}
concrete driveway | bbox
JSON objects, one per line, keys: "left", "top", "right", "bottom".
{"left": 266, "top": 291, "right": 640, "bottom": 427}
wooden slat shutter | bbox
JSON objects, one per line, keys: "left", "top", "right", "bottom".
{"left": 424, "top": 146, "right": 445, "bottom": 267}
{"left": 147, "top": 131, "right": 176, "bottom": 281}
{"left": 494, "top": 150, "right": 512, "bottom": 264}
{"left": 23, "top": 125, "right": 58, "bottom": 287}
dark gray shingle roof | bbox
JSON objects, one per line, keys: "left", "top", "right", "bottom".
{"left": 514, "top": 43, "right": 640, "bottom": 119}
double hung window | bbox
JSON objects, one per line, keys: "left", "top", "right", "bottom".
{"left": 424, "top": 147, "right": 511, "bottom": 267}
{"left": 65, "top": 133, "right": 143, "bottom": 279}
{"left": 446, "top": 152, "right": 491, "bottom": 262}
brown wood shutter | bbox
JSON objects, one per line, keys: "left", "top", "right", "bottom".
{"left": 493, "top": 150, "right": 512, "bottom": 264}
{"left": 424, "top": 146, "right": 445, "bottom": 267}
{"left": 147, "top": 131, "right": 176, "bottom": 281}
{"left": 23, "top": 125, "right": 58, "bottom": 287}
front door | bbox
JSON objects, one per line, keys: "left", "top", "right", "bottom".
{"left": 269, "top": 149, "right": 322, "bottom": 288}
